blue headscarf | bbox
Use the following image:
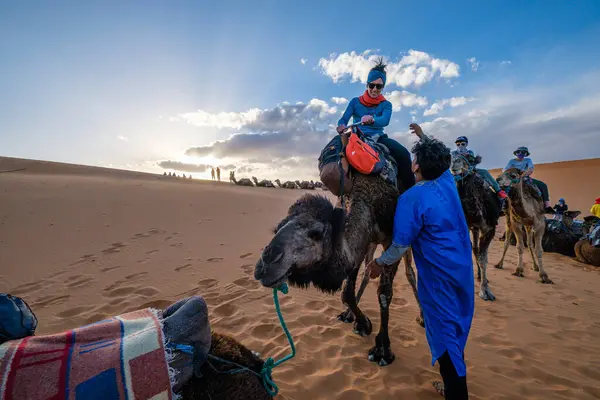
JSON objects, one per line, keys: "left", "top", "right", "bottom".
{"left": 367, "top": 69, "right": 386, "bottom": 86}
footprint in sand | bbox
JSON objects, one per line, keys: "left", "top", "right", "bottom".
{"left": 134, "top": 287, "right": 160, "bottom": 297}
{"left": 212, "top": 303, "right": 238, "bottom": 318}
{"left": 175, "top": 263, "right": 192, "bottom": 272}
{"left": 102, "top": 242, "right": 127, "bottom": 254}
{"left": 10, "top": 281, "right": 45, "bottom": 296}
{"left": 146, "top": 249, "right": 159, "bottom": 255}
{"left": 32, "top": 294, "right": 71, "bottom": 307}
{"left": 240, "top": 264, "right": 254, "bottom": 275}
{"left": 197, "top": 278, "right": 219, "bottom": 289}
{"left": 239, "top": 253, "right": 253, "bottom": 259}
{"left": 233, "top": 277, "right": 259, "bottom": 289}
{"left": 69, "top": 254, "right": 96, "bottom": 266}
{"left": 100, "top": 266, "right": 123, "bottom": 273}
{"left": 66, "top": 275, "right": 95, "bottom": 289}
{"left": 206, "top": 257, "right": 223, "bottom": 262}
{"left": 125, "top": 272, "right": 148, "bottom": 280}
{"left": 57, "top": 305, "right": 94, "bottom": 319}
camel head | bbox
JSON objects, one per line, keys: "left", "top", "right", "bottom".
{"left": 451, "top": 154, "right": 482, "bottom": 177}
{"left": 254, "top": 194, "right": 346, "bottom": 293}
{"left": 496, "top": 167, "right": 524, "bottom": 188}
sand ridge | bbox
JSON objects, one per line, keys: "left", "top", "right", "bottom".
{"left": 1, "top": 156, "right": 600, "bottom": 399}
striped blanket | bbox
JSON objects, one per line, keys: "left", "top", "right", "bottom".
{"left": 0, "top": 308, "right": 175, "bottom": 400}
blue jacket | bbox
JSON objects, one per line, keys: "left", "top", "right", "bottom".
{"left": 338, "top": 97, "right": 392, "bottom": 138}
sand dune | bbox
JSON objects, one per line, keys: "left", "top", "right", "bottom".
{"left": 1, "top": 156, "right": 600, "bottom": 399}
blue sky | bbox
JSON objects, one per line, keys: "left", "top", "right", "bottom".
{"left": 1, "top": 0, "right": 600, "bottom": 180}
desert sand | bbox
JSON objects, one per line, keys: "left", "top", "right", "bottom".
{"left": 1, "top": 156, "right": 600, "bottom": 400}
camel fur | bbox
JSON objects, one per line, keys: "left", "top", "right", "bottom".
{"left": 450, "top": 153, "right": 500, "bottom": 301}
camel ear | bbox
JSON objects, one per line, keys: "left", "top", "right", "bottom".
{"left": 565, "top": 211, "right": 581, "bottom": 219}
{"left": 330, "top": 207, "right": 345, "bottom": 245}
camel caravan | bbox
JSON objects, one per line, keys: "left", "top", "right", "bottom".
{"left": 228, "top": 170, "right": 326, "bottom": 190}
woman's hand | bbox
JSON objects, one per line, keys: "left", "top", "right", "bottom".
{"left": 336, "top": 125, "right": 347, "bottom": 134}
{"left": 361, "top": 115, "right": 375, "bottom": 125}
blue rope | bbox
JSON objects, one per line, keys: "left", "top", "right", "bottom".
{"left": 168, "top": 283, "right": 295, "bottom": 397}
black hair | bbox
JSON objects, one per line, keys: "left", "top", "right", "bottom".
{"left": 412, "top": 136, "right": 451, "bottom": 180}
{"left": 370, "top": 57, "right": 387, "bottom": 73}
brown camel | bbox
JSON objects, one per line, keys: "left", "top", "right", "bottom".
{"left": 274, "top": 179, "right": 297, "bottom": 189}
{"left": 252, "top": 176, "right": 276, "bottom": 188}
{"left": 494, "top": 168, "right": 553, "bottom": 283}
{"left": 230, "top": 171, "right": 254, "bottom": 186}
{"left": 254, "top": 170, "right": 422, "bottom": 367}
{"left": 451, "top": 153, "right": 500, "bottom": 301}
{"left": 295, "top": 180, "right": 315, "bottom": 190}
{"left": 180, "top": 331, "right": 271, "bottom": 400}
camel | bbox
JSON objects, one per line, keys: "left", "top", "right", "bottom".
{"left": 450, "top": 154, "right": 500, "bottom": 301}
{"left": 181, "top": 331, "right": 271, "bottom": 400}
{"left": 274, "top": 179, "right": 297, "bottom": 189}
{"left": 230, "top": 171, "right": 254, "bottom": 186}
{"left": 295, "top": 180, "right": 315, "bottom": 190}
{"left": 494, "top": 168, "right": 553, "bottom": 283}
{"left": 252, "top": 176, "right": 276, "bottom": 188}
{"left": 254, "top": 169, "right": 422, "bottom": 367}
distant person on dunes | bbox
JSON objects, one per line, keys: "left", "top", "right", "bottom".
{"left": 503, "top": 146, "right": 553, "bottom": 213}
{"left": 591, "top": 197, "right": 600, "bottom": 218}
{"left": 367, "top": 126, "right": 474, "bottom": 400}
{"left": 336, "top": 58, "right": 415, "bottom": 192}
{"left": 216, "top": 167, "right": 221, "bottom": 182}
{"left": 211, "top": 168, "right": 215, "bottom": 180}
{"left": 553, "top": 198, "right": 568, "bottom": 215}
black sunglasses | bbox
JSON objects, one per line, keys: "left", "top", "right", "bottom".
{"left": 368, "top": 83, "right": 384, "bottom": 90}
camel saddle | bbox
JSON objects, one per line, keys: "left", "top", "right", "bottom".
{"left": 318, "top": 131, "right": 397, "bottom": 197}
{"left": 0, "top": 308, "right": 177, "bottom": 400}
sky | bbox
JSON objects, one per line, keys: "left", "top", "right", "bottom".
{"left": 1, "top": 0, "right": 600, "bottom": 181}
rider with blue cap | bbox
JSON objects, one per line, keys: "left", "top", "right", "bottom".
{"left": 553, "top": 198, "right": 568, "bottom": 215}
{"left": 337, "top": 58, "right": 415, "bottom": 193}
{"left": 452, "top": 136, "right": 507, "bottom": 200}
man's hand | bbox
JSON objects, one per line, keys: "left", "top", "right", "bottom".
{"left": 336, "top": 125, "right": 347, "bottom": 134}
{"left": 366, "top": 259, "right": 382, "bottom": 279}
{"left": 361, "top": 115, "right": 375, "bottom": 125}
{"left": 409, "top": 123, "right": 425, "bottom": 139}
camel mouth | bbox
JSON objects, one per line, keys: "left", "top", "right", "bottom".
{"left": 254, "top": 255, "right": 291, "bottom": 288}
{"left": 259, "top": 271, "right": 289, "bottom": 289}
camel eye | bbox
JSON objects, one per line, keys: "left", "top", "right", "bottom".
{"left": 308, "top": 229, "right": 324, "bottom": 241}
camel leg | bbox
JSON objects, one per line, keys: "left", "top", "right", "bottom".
{"left": 339, "top": 265, "right": 372, "bottom": 337}
{"left": 525, "top": 227, "right": 539, "bottom": 271}
{"left": 511, "top": 222, "right": 526, "bottom": 278}
{"left": 495, "top": 223, "right": 512, "bottom": 269}
{"left": 472, "top": 228, "right": 481, "bottom": 281}
{"left": 337, "top": 243, "right": 376, "bottom": 323}
{"left": 368, "top": 260, "right": 399, "bottom": 367}
{"left": 478, "top": 228, "right": 496, "bottom": 301}
{"left": 402, "top": 249, "right": 424, "bottom": 327}
{"left": 533, "top": 221, "right": 553, "bottom": 284}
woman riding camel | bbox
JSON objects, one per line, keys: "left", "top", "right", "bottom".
{"left": 336, "top": 59, "right": 415, "bottom": 192}
{"left": 503, "top": 146, "right": 554, "bottom": 213}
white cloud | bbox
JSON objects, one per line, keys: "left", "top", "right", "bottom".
{"left": 317, "top": 49, "right": 460, "bottom": 88}
{"left": 300, "top": 58, "right": 307, "bottom": 65}
{"left": 117, "top": 136, "right": 128, "bottom": 142}
{"left": 331, "top": 97, "right": 349, "bottom": 105}
{"left": 501, "top": 60, "right": 512, "bottom": 66}
{"left": 385, "top": 90, "right": 428, "bottom": 111}
{"left": 423, "top": 97, "right": 475, "bottom": 116}
{"left": 173, "top": 108, "right": 263, "bottom": 129}
{"left": 467, "top": 57, "right": 479, "bottom": 72}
